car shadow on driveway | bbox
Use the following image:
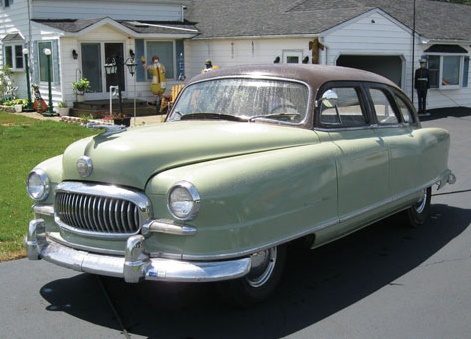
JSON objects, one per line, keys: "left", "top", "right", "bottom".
{"left": 39, "top": 203, "right": 471, "bottom": 338}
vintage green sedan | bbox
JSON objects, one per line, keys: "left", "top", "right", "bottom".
{"left": 26, "top": 64, "right": 455, "bottom": 306}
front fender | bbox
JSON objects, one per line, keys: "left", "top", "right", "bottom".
{"left": 146, "top": 143, "right": 338, "bottom": 259}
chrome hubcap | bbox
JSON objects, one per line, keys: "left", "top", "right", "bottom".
{"left": 246, "top": 247, "right": 277, "bottom": 288}
{"left": 415, "top": 188, "right": 427, "bottom": 214}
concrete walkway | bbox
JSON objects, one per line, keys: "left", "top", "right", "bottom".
{"left": 15, "top": 111, "right": 166, "bottom": 126}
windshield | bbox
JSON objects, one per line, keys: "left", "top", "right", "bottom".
{"left": 167, "top": 78, "right": 309, "bottom": 124}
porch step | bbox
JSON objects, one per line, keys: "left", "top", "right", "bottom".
{"left": 70, "top": 99, "right": 161, "bottom": 118}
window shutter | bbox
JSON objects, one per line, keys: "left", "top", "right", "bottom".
{"left": 52, "top": 40, "right": 60, "bottom": 85}
{"left": 463, "top": 56, "right": 469, "bottom": 88}
{"left": 135, "top": 39, "right": 145, "bottom": 82}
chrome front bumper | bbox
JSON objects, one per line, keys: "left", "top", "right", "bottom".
{"left": 26, "top": 219, "right": 251, "bottom": 283}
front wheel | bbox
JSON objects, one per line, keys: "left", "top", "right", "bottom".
{"left": 217, "top": 245, "right": 287, "bottom": 308}
{"left": 404, "top": 187, "right": 432, "bottom": 227}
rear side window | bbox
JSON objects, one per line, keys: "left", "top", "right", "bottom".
{"left": 394, "top": 93, "right": 415, "bottom": 124}
{"left": 319, "top": 87, "right": 368, "bottom": 128}
{"left": 369, "top": 88, "right": 399, "bottom": 125}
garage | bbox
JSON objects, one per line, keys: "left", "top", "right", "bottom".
{"left": 337, "top": 55, "right": 403, "bottom": 87}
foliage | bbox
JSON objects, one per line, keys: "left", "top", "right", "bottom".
{"left": 2, "top": 98, "right": 29, "bottom": 108}
{"left": 72, "top": 78, "right": 91, "bottom": 93}
{"left": 57, "top": 101, "right": 68, "bottom": 108}
{"left": 102, "top": 111, "right": 128, "bottom": 120}
{"left": 0, "top": 110, "right": 97, "bottom": 261}
{"left": 0, "top": 65, "right": 15, "bottom": 102}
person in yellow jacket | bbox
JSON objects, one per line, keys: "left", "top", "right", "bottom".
{"left": 201, "top": 59, "right": 219, "bottom": 73}
{"left": 141, "top": 55, "right": 166, "bottom": 96}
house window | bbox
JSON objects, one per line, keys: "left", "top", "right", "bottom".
{"left": 2, "top": 0, "right": 12, "bottom": 8}
{"left": 145, "top": 41, "right": 175, "bottom": 79}
{"left": 38, "top": 41, "right": 54, "bottom": 83}
{"left": 282, "top": 50, "right": 303, "bottom": 64}
{"left": 428, "top": 55, "right": 464, "bottom": 89}
{"left": 3, "top": 44, "right": 23, "bottom": 69}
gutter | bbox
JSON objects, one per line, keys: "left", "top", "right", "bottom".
{"left": 191, "top": 34, "right": 321, "bottom": 40}
{"left": 425, "top": 39, "right": 471, "bottom": 46}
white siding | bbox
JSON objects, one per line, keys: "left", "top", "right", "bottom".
{"left": 1, "top": 0, "right": 32, "bottom": 101}
{"left": 31, "top": 0, "right": 185, "bottom": 22}
{"left": 323, "top": 11, "right": 412, "bottom": 91}
{"left": 186, "top": 37, "right": 313, "bottom": 78}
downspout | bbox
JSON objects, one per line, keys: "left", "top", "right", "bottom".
{"left": 27, "top": 0, "right": 33, "bottom": 78}
{"left": 411, "top": 0, "right": 416, "bottom": 102}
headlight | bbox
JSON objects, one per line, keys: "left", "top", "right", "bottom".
{"left": 167, "top": 181, "right": 200, "bottom": 221}
{"left": 26, "top": 169, "right": 50, "bottom": 201}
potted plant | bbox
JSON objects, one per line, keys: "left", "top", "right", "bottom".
{"left": 2, "top": 98, "right": 28, "bottom": 112}
{"left": 57, "top": 101, "right": 70, "bottom": 116}
{"left": 110, "top": 111, "right": 131, "bottom": 127}
{"left": 72, "top": 78, "right": 91, "bottom": 100}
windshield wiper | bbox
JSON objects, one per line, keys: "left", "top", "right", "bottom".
{"left": 180, "top": 113, "right": 248, "bottom": 122}
{"left": 249, "top": 113, "right": 301, "bottom": 122}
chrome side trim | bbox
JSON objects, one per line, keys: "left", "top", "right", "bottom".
{"left": 142, "top": 219, "right": 197, "bottom": 236}
{"left": 26, "top": 221, "right": 251, "bottom": 283}
{"left": 32, "top": 204, "right": 54, "bottom": 216}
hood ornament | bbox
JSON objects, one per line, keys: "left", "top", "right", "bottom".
{"left": 84, "top": 122, "right": 127, "bottom": 136}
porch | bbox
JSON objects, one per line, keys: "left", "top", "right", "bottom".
{"left": 70, "top": 99, "right": 160, "bottom": 119}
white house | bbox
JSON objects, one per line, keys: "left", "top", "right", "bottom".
{"left": 1, "top": 0, "right": 195, "bottom": 110}
{"left": 1, "top": 0, "right": 471, "bottom": 112}
{"left": 187, "top": 0, "right": 471, "bottom": 110}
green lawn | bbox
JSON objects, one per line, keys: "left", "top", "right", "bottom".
{"left": 0, "top": 111, "right": 97, "bottom": 261}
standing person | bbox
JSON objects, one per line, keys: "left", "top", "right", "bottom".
{"left": 414, "top": 59, "right": 430, "bottom": 116}
{"left": 201, "top": 59, "right": 219, "bottom": 73}
{"left": 142, "top": 55, "right": 166, "bottom": 107}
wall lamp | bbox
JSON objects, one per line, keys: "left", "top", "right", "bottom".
{"left": 72, "top": 49, "right": 78, "bottom": 59}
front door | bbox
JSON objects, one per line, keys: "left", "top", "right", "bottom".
{"left": 104, "top": 43, "right": 125, "bottom": 94}
{"left": 80, "top": 42, "right": 125, "bottom": 99}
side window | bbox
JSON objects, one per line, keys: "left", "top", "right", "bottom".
{"left": 3, "top": 44, "right": 24, "bottom": 69}
{"left": 319, "top": 87, "right": 367, "bottom": 128}
{"left": 369, "top": 88, "right": 399, "bottom": 125}
{"left": 395, "top": 95, "right": 415, "bottom": 124}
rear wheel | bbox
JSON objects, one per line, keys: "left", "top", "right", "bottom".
{"left": 217, "top": 245, "right": 287, "bottom": 308}
{"left": 405, "top": 187, "right": 432, "bottom": 227}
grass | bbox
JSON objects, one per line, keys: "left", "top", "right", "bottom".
{"left": 0, "top": 111, "right": 97, "bottom": 261}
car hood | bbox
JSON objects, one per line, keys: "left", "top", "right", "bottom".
{"left": 62, "top": 121, "right": 318, "bottom": 189}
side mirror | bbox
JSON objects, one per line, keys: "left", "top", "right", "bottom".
{"left": 319, "top": 89, "right": 338, "bottom": 108}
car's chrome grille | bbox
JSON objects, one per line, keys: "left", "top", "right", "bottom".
{"left": 55, "top": 192, "right": 141, "bottom": 235}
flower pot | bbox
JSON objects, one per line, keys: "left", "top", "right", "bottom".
{"left": 114, "top": 117, "right": 131, "bottom": 127}
{"left": 14, "top": 104, "right": 23, "bottom": 113}
{"left": 76, "top": 94, "right": 85, "bottom": 102}
{"left": 58, "top": 107, "right": 70, "bottom": 117}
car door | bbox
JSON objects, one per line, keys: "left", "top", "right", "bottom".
{"left": 317, "top": 84, "right": 390, "bottom": 223}
{"left": 366, "top": 85, "right": 421, "bottom": 197}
